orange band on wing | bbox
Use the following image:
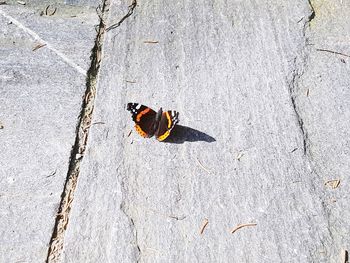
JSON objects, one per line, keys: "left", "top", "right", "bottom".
{"left": 136, "top": 108, "right": 150, "bottom": 122}
{"left": 157, "top": 130, "right": 170, "bottom": 141}
{"left": 135, "top": 124, "right": 148, "bottom": 137}
{"left": 165, "top": 111, "right": 172, "bottom": 128}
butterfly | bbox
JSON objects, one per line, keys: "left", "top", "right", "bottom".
{"left": 127, "top": 103, "right": 179, "bottom": 141}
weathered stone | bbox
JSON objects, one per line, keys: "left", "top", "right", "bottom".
{"left": 0, "top": 2, "right": 98, "bottom": 262}
{"left": 64, "top": 0, "right": 349, "bottom": 262}
{"left": 1, "top": 0, "right": 349, "bottom": 262}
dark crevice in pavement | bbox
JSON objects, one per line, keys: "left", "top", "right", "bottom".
{"left": 287, "top": 0, "right": 315, "bottom": 158}
{"left": 305, "top": 0, "right": 335, "bottom": 244}
{"left": 299, "top": 1, "right": 316, "bottom": 163}
{"left": 287, "top": 0, "right": 315, "bottom": 157}
{"left": 288, "top": 57, "right": 308, "bottom": 156}
{"left": 288, "top": 1, "right": 335, "bottom": 255}
{"left": 130, "top": 217, "right": 142, "bottom": 263}
{"left": 307, "top": 0, "right": 316, "bottom": 21}
{"left": 286, "top": 3, "right": 316, "bottom": 169}
{"left": 106, "top": 0, "right": 137, "bottom": 32}
{"left": 46, "top": 0, "right": 111, "bottom": 262}
{"left": 119, "top": 185, "right": 142, "bottom": 261}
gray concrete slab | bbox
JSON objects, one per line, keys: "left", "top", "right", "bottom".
{"left": 0, "top": 2, "right": 99, "bottom": 262}
{"left": 1, "top": 3, "right": 99, "bottom": 70}
{"left": 298, "top": 0, "right": 350, "bottom": 259}
{"left": 62, "top": 0, "right": 349, "bottom": 262}
{"left": 2, "top": 0, "right": 350, "bottom": 262}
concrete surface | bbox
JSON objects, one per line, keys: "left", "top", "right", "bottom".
{"left": 0, "top": 1, "right": 99, "bottom": 262}
{"left": 1, "top": 0, "right": 349, "bottom": 262}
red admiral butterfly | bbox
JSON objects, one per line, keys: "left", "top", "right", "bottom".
{"left": 127, "top": 103, "right": 179, "bottom": 141}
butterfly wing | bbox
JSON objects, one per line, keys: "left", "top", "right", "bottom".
{"left": 155, "top": 110, "right": 179, "bottom": 141}
{"left": 127, "top": 103, "right": 157, "bottom": 138}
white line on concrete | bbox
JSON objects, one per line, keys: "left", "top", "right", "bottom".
{"left": 0, "top": 9, "right": 87, "bottom": 76}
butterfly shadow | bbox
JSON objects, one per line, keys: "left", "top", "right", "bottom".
{"left": 163, "top": 125, "right": 216, "bottom": 144}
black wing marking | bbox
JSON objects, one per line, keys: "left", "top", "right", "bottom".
{"left": 127, "top": 103, "right": 157, "bottom": 138}
{"left": 155, "top": 110, "right": 179, "bottom": 141}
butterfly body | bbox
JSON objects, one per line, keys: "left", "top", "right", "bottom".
{"left": 127, "top": 103, "right": 179, "bottom": 141}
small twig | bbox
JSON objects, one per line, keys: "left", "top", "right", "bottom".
{"left": 127, "top": 130, "right": 132, "bottom": 137}
{"left": 316, "top": 48, "right": 350, "bottom": 58}
{"left": 297, "top": 17, "right": 304, "bottom": 23}
{"left": 84, "top": 121, "right": 104, "bottom": 129}
{"left": 324, "top": 179, "right": 340, "bottom": 189}
{"left": 236, "top": 152, "right": 244, "bottom": 161}
{"left": 306, "top": 88, "right": 310, "bottom": 97}
{"left": 43, "top": 5, "right": 57, "bottom": 16}
{"left": 169, "top": 215, "right": 186, "bottom": 221}
{"left": 230, "top": 223, "right": 257, "bottom": 234}
{"left": 291, "top": 148, "right": 298, "bottom": 153}
{"left": 46, "top": 170, "right": 57, "bottom": 178}
{"left": 125, "top": 80, "right": 136, "bottom": 83}
{"left": 17, "top": 1, "right": 26, "bottom": 5}
{"left": 45, "top": 5, "right": 50, "bottom": 15}
{"left": 32, "top": 43, "right": 47, "bottom": 51}
{"left": 49, "top": 7, "right": 57, "bottom": 16}
{"left": 143, "top": 40, "right": 159, "bottom": 44}
{"left": 196, "top": 158, "right": 210, "bottom": 174}
{"left": 106, "top": 0, "right": 137, "bottom": 32}
{"left": 92, "top": 121, "right": 105, "bottom": 125}
{"left": 199, "top": 218, "right": 209, "bottom": 235}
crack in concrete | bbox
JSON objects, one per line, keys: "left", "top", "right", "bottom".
{"left": 287, "top": 1, "right": 315, "bottom": 157}
{"left": 46, "top": 0, "right": 140, "bottom": 258}
{"left": 130, "top": 217, "right": 142, "bottom": 263}
{"left": 307, "top": 0, "right": 316, "bottom": 21}
{"left": 304, "top": 0, "right": 335, "bottom": 247}
{"left": 46, "top": 0, "right": 111, "bottom": 262}
{"left": 288, "top": 57, "right": 308, "bottom": 156}
{"left": 106, "top": 0, "right": 137, "bottom": 32}
{"left": 288, "top": 2, "right": 335, "bottom": 256}
{"left": 118, "top": 176, "right": 142, "bottom": 261}
{"left": 119, "top": 199, "right": 142, "bottom": 262}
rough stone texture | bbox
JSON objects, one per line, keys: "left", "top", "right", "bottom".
{"left": 0, "top": 2, "right": 99, "bottom": 262}
{"left": 1, "top": 0, "right": 350, "bottom": 262}
{"left": 2, "top": 2, "right": 99, "bottom": 70}
{"left": 63, "top": 0, "right": 349, "bottom": 262}
{"left": 5, "top": 0, "right": 98, "bottom": 8}
{"left": 298, "top": 0, "right": 350, "bottom": 259}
